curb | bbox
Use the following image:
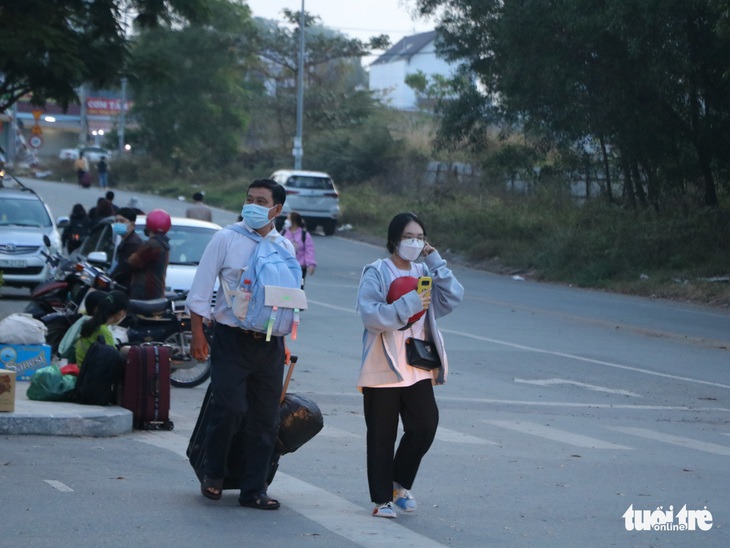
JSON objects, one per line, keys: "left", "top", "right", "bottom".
{"left": 0, "top": 381, "right": 133, "bottom": 437}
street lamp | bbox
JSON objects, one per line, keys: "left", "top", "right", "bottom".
{"left": 293, "top": 0, "right": 305, "bottom": 169}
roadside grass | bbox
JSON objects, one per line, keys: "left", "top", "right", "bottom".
{"left": 338, "top": 181, "right": 730, "bottom": 307}
{"left": 51, "top": 157, "right": 730, "bottom": 308}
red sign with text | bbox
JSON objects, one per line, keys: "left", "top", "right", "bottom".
{"left": 86, "top": 97, "right": 133, "bottom": 116}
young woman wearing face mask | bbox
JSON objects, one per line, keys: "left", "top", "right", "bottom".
{"left": 356, "top": 212, "right": 464, "bottom": 518}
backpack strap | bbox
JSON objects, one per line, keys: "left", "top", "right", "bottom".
{"left": 226, "top": 223, "right": 290, "bottom": 245}
{"left": 225, "top": 223, "right": 261, "bottom": 242}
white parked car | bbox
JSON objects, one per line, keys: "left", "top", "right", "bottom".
{"left": 270, "top": 169, "right": 340, "bottom": 235}
{"left": 58, "top": 146, "right": 112, "bottom": 164}
{"left": 0, "top": 181, "right": 63, "bottom": 289}
{"left": 73, "top": 215, "right": 220, "bottom": 294}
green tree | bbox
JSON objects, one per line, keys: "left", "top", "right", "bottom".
{"left": 0, "top": 0, "right": 210, "bottom": 112}
{"left": 126, "top": 0, "right": 256, "bottom": 167}
{"left": 246, "top": 10, "right": 390, "bottom": 172}
{"left": 417, "top": 0, "right": 730, "bottom": 207}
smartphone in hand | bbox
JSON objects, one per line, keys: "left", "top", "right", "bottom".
{"left": 417, "top": 276, "right": 432, "bottom": 294}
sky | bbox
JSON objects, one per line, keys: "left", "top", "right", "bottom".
{"left": 243, "top": 0, "right": 436, "bottom": 65}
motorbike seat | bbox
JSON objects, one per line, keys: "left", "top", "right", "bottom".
{"left": 128, "top": 298, "right": 169, "bottom": 316}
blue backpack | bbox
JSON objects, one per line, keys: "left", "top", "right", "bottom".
{"left": 224, "top": 225, "right": 306, "bottom": 339}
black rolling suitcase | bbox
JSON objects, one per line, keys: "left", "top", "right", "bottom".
{"left": 187, "top": 355, "right": 323, "bottom": 489}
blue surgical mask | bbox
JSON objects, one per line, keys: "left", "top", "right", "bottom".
{"left": 241, "top": 203, "right": 273, "bottom": 229}
{"left": 112, "top": 222, "right": 128, "bottom": 236}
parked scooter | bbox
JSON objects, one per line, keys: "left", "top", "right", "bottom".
{"left": 25, "top": 243, "right": 112, "bottom": 319}
{"left": 29, "top": 238, "right": 212, "bottom": 388}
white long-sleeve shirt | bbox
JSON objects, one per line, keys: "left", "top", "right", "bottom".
{"left": 185, "top": 221, "right": 295, "bottom": 327}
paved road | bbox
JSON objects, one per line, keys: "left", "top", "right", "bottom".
{"left": 1, "top": 180, "right": 730, "bottom": 546}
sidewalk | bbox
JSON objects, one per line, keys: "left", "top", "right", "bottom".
{"left": 0, "top": 381, "right": 132, "bottom": 437}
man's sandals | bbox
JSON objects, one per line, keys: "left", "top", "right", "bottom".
{"left": 201, "top": 477, "right": 280, "bottom": 510}
{"left": 239, "top": 494, "right": 281, "bottom": 510}
{"left": 200, "top": 476, "right": 223, "bottom": 501}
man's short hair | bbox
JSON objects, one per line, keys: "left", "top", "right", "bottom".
{"left": 193, "top": 192, "right": 204, "bottom": 202}
{"left": 105, "top": 190, "right": 115, "bottom": 201}
{"left": 249, "top": 179, "right": 286, "bottom": 206}
{"left": 118, "top": 207, "right": 137, "bottom": 224}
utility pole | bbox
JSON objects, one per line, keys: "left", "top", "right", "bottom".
{"left": 79, "top": 84, "right": 88, "bottom": 146}
{"left": 118, "top": 76, "right": 127, "bottom": 153}
{"left": 293, "top": 0, "right": 305, "bottom": 170}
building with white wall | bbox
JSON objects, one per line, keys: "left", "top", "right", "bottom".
{"left": 369, "top": 30, "right": 457, "bottom": 111}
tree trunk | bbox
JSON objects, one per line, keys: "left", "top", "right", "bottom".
{"left": 631, "top": 162, "right": 648, "bottom": 209}
{"left": 599, "top": 135, "right": 612, "bottom": 201}
{"left": 621, "top": 157, "right": 636, "bottom": 210}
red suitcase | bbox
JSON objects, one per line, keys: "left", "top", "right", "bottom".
{"left": 120, "top": 345, "right": 174, "bottom": 430}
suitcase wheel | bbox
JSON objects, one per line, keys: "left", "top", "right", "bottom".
{"left": 141, "top": 420, "right": 175, "bottom": 431}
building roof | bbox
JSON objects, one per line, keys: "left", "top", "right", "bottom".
{"left": 370, "top": 30, "right": 438, "bottom": 67}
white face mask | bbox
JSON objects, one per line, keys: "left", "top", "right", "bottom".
{"left": 396, "top": 239, "right": 425, "bottom": 262}
{"left": 283, "top": 219, "right": 292, "bottom": 230}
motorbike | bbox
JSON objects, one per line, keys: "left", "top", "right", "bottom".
{"left": 24, "top": 236, "right": 114, "bottom": 354}
{"left": 25, "top": 244, "right": 111, "bottom": 319}
{"left": 31, "top": 250, "right": 212, "bottom": 388}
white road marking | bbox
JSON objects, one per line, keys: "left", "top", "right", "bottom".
{"left": 514, "top": 378, "right": 642, "bottom": 397}
{"left": 319, "top": 424, "right": 497, "bottom": 445}
{"left": 315, "top": 391, "right": 730, "bottom": 413}
{"left": 436, "top": 427, "right": 499, "bottom": 445}
{"left": 274, "top": 473, "right": 446, "bottom": 548}
{"left": 485, "top": 420, "right": 633, "bottom": 450}
{"left": 44, "top": 480, "right": 74, "bottom": 492}
{"left": 133, "top": 432, "right": 446, "bottom": 548}
{"left": 610, "top": 427, "right": 730, "bottom": 456}
{"left": 440, "top": 328, "right": 730, "bottom": 390}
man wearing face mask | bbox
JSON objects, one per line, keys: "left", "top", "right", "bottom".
{"left": 356, "top": 211, "right": 464, "bottom": 519}
{"left": 108, "top": 208, "right": 143, "bottom": 292}
{"left": 186, "top": 179, "right": 296, "bottom": 511}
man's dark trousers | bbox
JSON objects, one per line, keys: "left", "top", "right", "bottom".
{"left": 202, "top": 323, "right": 285, "bottom": 501}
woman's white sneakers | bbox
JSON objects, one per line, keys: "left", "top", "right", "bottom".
{"left": 393, "top": 487, "right": 417, "bottom": 512}
{"left": 372, "top": 488, "right": 417, "bottom": 518}
{"left": 373, "top": 501, "right": 398, "bottom": 518}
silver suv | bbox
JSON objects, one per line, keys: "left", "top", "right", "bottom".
{"left": 270, "top": 169, "right": 340, "bottom": 235}
{"left": 0, "top": 180, "right": 63, "bottom": 290}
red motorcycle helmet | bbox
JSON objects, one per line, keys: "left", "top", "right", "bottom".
{"left": 386, "top": 276, "right": 425, "bottom": 328}
{"left": 146, "top": 209, "right": 171, "bottom": 234}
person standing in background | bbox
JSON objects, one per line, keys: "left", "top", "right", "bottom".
{"left": 126, "top": 209, "right": 171, "bottom": 300}
{"left": 185, "top": 191, "right": 213, "bottom": 222}
{"left": 108, "top": 207, "right": 143, "bottom": 292}
{"left": 61, "top": 203, "right": 90, "bottom": 254}
{"left": 74, "top": 151, "right": 89, "bottom": 187}
{"left": 282, "top": 211, "right": 316, "bottom": 288}
{"left": 97, "top": 157, "right": 109, "bottom": 188}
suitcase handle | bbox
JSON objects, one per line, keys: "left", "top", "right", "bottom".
{"left": 281, "top": 355, "right": 298, "bottom": 404}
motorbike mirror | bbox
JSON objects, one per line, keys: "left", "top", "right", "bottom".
{"left": 56, "top": 216, "right": 70, "bottom": 229}
{"left": 87, "top": 251, "right": 108, "bottom": 266}
{"left": 43, "top": 235, "right": 51, "bottom": 247}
